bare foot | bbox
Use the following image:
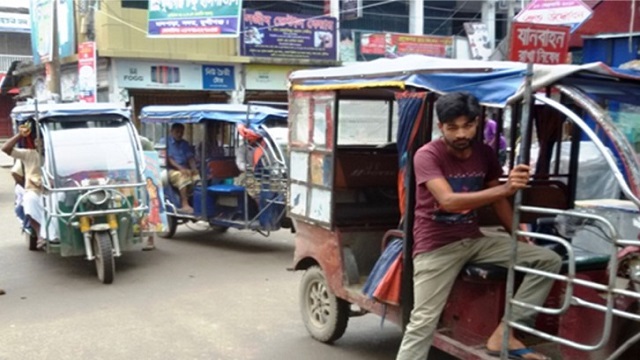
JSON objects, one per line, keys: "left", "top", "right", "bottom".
{"left": 179, "top": 206, "right": 194, "bottom": 214}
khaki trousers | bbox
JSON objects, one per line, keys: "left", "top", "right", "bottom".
{"left": 396, "top": 236, "right": 562, "bottom": 360}
{"left": 168, "top": 170, "right": 201, "bottom": 190}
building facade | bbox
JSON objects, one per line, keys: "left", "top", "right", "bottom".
{"left": 0, "top": 5, "right": 32, "bottom": 137}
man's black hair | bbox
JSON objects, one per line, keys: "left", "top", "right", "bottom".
{"left": 170, "top": 123, "right": 185, "bottom": 131}
{"left": 435, "top": 92, "right": 481, "bottom": 124}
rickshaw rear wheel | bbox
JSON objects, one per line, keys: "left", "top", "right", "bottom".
{"left": 300, "top": 266, "right": 349, "bottom": 343}
{"left": 93, "top": 232, "right": 115, "bottom": 284}
{"left": 159, "top": 215, "right": 178, "bottom": 239}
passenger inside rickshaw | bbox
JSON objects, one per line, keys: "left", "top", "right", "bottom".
{"left": 167, "top": 123, "right": 200, "bottom": 214}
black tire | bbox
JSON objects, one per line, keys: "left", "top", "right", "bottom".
{"left": 211, "top": 226, "right": 228, "bottom": 233}
{"left": 300, "top": 266, "right": 349, "bottom": 343}
{"left": 159, "top": 215, "right": 178, "bottom": 239}
{"left": 27, "top": 230, "right": 38, "bottom": 251}
{"left": 93, "top": 232, "right": 115, "bottom": 284}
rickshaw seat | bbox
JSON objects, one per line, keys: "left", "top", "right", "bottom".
{"left": 462, "top": 246, "right": 610, "bottom": 283}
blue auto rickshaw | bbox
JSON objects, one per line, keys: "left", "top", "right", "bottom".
{"left": 139, "top": 103, "right": 290, "bottom": 238}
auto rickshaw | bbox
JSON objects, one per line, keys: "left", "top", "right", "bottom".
{"left": 288, "top": 55, "right": 640, "bottom": 359}
{"left": 139, "top": 103, "right": 291, "bottom": 238}
{"left": 10, "top": 103, "right": 150, "bottom": 284}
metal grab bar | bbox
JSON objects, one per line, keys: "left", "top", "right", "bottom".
{"left": 504, "top": 205, "right": 629, "bottom": 352}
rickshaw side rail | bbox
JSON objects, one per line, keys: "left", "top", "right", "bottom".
{"left": 507, "top": 205, "right": 629, "bottom": 352}
{"left": 43, "top": 182, "right": 147, "bottom": 193}
{"left": 537, "top": 91, "right": 640, "bottom": 207}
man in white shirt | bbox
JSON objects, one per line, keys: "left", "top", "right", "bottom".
{"left": 2, "top": 126, "right": 58, "bottom": 244}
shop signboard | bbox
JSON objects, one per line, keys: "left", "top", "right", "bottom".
{"left": 202, "top": 65, "right": 235, "bottom": 90}
{"left": 116, "top": 60, "right": 236, "bottom": 91}
{"left": 509, "top": 22, "right": 570, "bottom": 64}
{"left": 147, "top": 0, "right": 242, "bottom": 37}
{"left": 245, "top": 65, "right": 304, "bottom": 91}
{"left": 360, "top": 33, "right": 454, "bottom": 59}
{"left": 0, "top": 11, "right": 30, "bottom": 33}
{"left": 463, "top": 22, "right": 493, "bottom": 61}
{"left": 514, "top": 0, "right": 593, "bottom": 32}
{"left": 77, "top": 41, "right": 97, "bottom": 103}
{"left": 241, "top": 10, "right": 337, "bottom": 61}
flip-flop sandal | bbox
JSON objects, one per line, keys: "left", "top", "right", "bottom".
{"left": 486, "top": 348, "right": 551, "bottom": 360}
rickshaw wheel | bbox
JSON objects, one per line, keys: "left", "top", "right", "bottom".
{"left": 159, "top": 215, "right": 178, "bottom": 239}
{"left": 300, "top": 266, "right": 349, "bottom": 343}
{"left": 93, "top": 232, "right": 115, "bottom": 284}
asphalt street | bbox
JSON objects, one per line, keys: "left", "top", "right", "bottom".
{"left": 0, "top": 165, "right": 413, "bottom": 360}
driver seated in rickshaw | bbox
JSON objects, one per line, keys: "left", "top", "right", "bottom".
{"left": 397, "top": 93, "right": 561, "bottom": 360}
{"left": 2, "top": 124, "right": 59, "bottom": 246}
{"left": 167, "top": 123, "right": 200, "bottom": 213}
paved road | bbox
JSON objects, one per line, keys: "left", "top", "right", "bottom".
{"left": 0, "top": 167, "right": 413, "bottom": 360}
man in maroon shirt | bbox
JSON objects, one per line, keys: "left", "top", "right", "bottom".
{"left": 396, "top": 92, "right": 561, "bottom": 360}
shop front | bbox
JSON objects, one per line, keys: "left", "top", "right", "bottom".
{"left": 113, "top": 59, "right": 238, "bottom": 125}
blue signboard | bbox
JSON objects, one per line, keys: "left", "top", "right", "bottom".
{"left": 202, "top": 65, "right": 235, "bottom": 90}
{"left": 241, "top": 10, "right": 337, "bottom": 61}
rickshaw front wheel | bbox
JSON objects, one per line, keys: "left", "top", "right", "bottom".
{"left": 300, "top": 266, "right": 349, "bottom": 343}
{"left": 159, "top": 215, "right": 178, "bottom": 239}
{"left": 93, "top": 232, "right": 115, "bottom": 284}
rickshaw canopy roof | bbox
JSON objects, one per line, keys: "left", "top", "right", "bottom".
{"left": 11, "top": 102, "right": 131, "bottom": 122}
{"left": 139, "top": 104, "right": 288, "bottom": 125}
{"left": 289, "top": 55, "right": 640, "bottom": 107}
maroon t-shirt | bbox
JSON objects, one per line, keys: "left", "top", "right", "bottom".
{"left": 413, "top": 138, "right": 501, "bottom": 257}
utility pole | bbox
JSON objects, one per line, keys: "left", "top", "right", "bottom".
{"left": 409, "top": 0, "right": 424, "bottom": 35}
{"left": 482, "top": 0, "right": 497, "bottom": 51}
{"left": 47, "top": 0, "right": 61, "bottom": 101}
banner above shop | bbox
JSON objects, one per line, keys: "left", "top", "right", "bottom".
{"left": 115, "top": 60, "right": 236, "bottom": 91}
{"left": 240, "top": 10, "right": 337, "bottom": 61}
{"left": 147, "top": 0, "right": 242, "bottom": 37}
{"left": 77, "top": 41, "right": 97, "bottom": 103}
{"left": 360, "top": 33, "right": 454, "bottom": 59}
{"left": 514, "top": 0, "right": 592, "bottom": 33}
{"left": 509, "top": 22, "right": 570, "bottom": 64}
{"left": 29, "top": 0, "right": 75, "bottom": 64}
{"left": 0, "top": 11, "right": 30, "bottom": 33}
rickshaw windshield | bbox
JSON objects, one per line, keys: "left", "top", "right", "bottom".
{"left": 566, "top": 79, "right": 640, "bottom": 195}
{"left": 47, "top": 116, "right": 139, "bottom": 187}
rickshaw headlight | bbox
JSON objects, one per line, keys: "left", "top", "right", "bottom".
{"left": 88, "top": 190, "right": 110, "bottom": 206}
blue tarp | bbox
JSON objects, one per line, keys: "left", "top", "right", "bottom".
{"left": 140, "top": 104, "right": 288, "bottom": 125}
{"left": 290, "top": 55, "right": 640, "bottom": 107}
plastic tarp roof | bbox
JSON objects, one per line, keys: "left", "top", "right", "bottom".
{"left": 289, "top": 55, "right": 640, "bottom": 107}
{"left": 140, "top": 104, "right": 288, "bottom": 125}
{"left": 11, "top": 103, "right": 131, "bottom": 122}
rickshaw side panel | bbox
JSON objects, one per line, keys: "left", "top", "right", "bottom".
{"left": 56, "top": 195, "right": 144, "bottom": 257}
{"left": 293, "top": 221, "right": 403, "bottom": 326}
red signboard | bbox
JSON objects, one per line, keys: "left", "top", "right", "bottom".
{"left": 360, "top": 33, "right": 453, "bottom": 58}
{"left": 77, "top": 41, "right": 97, "bottom": 103}
{"left": 509, "top": 22, "right": 570, "bottom": 64}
